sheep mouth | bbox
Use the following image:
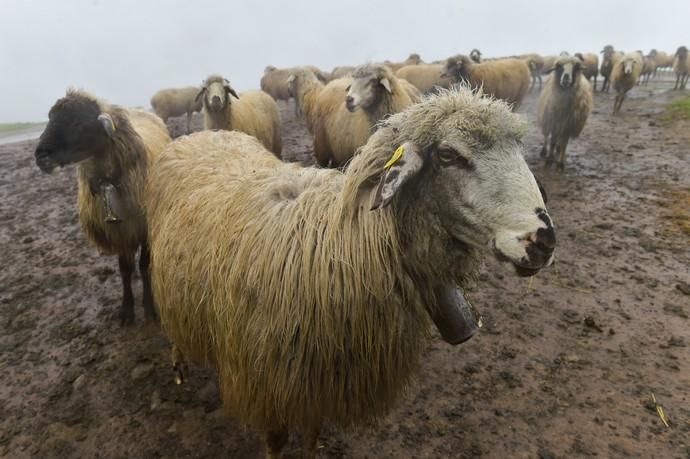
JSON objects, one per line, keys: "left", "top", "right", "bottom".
{"left": 492, "top": 244, "right": 545, "bottom": 278}
{"left": 345, "top": 101, "right": 357, "bottom": 112}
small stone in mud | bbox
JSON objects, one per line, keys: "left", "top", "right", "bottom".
{"left": 131, "top": 362, "right": 154, "bottom": 380}
{"left": 584, "top": 316, "right": 603, "bottom": 332}
{"left": 675, "top": 282, "right": 690, "bottom": 296}
{"left": 22, "top": 236, "right": 34, "bottom": 243}
{"left": 72, "top": 374, "right": 87, "bottom": 392}
{"left": 667, "top": 336, "right": 685, "bottom": 347}
{"left": 663, "top": 303, "right": 688, "bottom": 319}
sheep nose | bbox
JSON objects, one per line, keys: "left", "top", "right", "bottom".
{"left": 212, "top": 95, "right": 221, "bottom": 104}
{"left": 525, "top": 226, "right": 556, "bottom": 267}
{"left": 345, "top": 96, "right": 356, "bottom": 112}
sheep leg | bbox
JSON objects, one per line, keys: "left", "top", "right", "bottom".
{"left": 538, "top": 74, "right": 542, "bottom": 90}
{"left": 540, "top": 135, "right": 548, "bottom": 158}
{"left": 171, "top": 344, "right": 189, "bottom": 385}
{"left": 300, "top": 429, "right": 320, "bottom": 459}
{"left": 545, "top": 139, "right": 556, "bottom": 165}
{"left": 557, "top": 139, "right": 569, "bottom": 172}
{"left": 674, "top": 75, "right": 680, "bottom": 90}
{"left": 265, "top": 428, "right": 289, "bottom": 459}
{"left": 118, "top": 253, "right": 135, "bottom": 325}
{"left": 186, "top": 112, "right": 192, "bottom": 134}
{"left": 139, "top": 241, "right": 157, "bottom": 322}
{"left": 593, "top": 75, "right": 597, "bottom": 91}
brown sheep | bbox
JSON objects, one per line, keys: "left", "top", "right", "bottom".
{"left": 611, "top": 53, "right": 643, "bottom": 113}
{"left": 673, "top": 46, "right": 690, "bottom": 90}
{"left": 197, "top": 74, "right": 282, "bottom": 156}
{"left": 537, "top": 56, "right": 593, "bottom": 170}
{"left": 574, "top": 52, "right": 599, "bottom": 90}
{"left": 34, "top": 89, "right": 171, "bottom": 325}
{"left": 150, "top": 86, "right": 202, "bottom": 134}
{"left": 382, "top": 53, "right": 423, "bottom": 72}
{"left": 329, "top": 65, "right": 355, "bottom": 80}
{"left": 146, "top": 87, "right": 555, "bottom": 458}
{"left": 260, "top": 65, "right": 329, "bottom": 102}
{"left": 442, "top": 55, "right": 531, "bottom": 108}
{"left": 395, "top": 64, "right": 452, "bottom": 93}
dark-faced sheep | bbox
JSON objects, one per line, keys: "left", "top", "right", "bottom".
{"left": 611, "top": 53, "right": 642, "bottom": 114}
{"left": 150, "top": 86, "right": 202, "bottom": 134}
{"left": 470, "top": 48, "right": 482, "bottom": 63}
{"left": 537, "top": 56, "right": 593, "bottom": 171}
{"left": 673, "top": 46, "right": 689, "bottom": 90}
{"left": 600, "top": 45, "right": 623, "bottom": 93}
{"left": 395, "top": 64, "right": 452, "bottom": 94}
{"left": 34, "top": 89, "right": 171, "bottom": 325}
{"left": 442, "top": 55, "right": 531, "bottom": 108}
{"left": 197, "top": 74, "right": 282, "bottom": 156}
{"left": 146, "top": 87, "right": 556, "bottom": 458}
{"left": 574, "top": 52, "right": 599, "bottom": 90}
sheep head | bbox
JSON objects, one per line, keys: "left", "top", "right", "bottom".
{"left": 35, "top": 90, "right": 114, "bottom": 173}
{"left": 440, "top": 55, "right": 471, "bottom": 81}
{"left": 676, "top": 46, "right": 688, "bottom": 58}
{"left": 549, "top": 56, "right": 583, "bottom": 88}
{"left": 197, "top": 75, "right": 239, "bottom": 113}
{"left": 364, "top": 88, "right": 555, "bottom": 278}
{"left": 621, "top": 56, "right": 638, "bottom": 75}
{"left": 346, "top": 64, "right": 393, "bottom": 112}
{"left": 469, "top": 49, "right": 482, "bottom": 63}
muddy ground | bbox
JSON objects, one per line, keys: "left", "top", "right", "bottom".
{"left": 1, "top": 78, "right": 689, "bottom": 459}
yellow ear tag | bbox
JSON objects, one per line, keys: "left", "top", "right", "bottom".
{"left": 384, "top": 145, "right": 405, "bottom": 169}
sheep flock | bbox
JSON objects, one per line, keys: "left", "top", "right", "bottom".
{"left": 32, "top": 42, "right": 686, "bottom": 458}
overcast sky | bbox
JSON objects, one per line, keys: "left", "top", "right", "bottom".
{"left": 1, "top": 0, "right": 688, "bottom": 122}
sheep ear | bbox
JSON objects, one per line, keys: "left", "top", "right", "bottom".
{"left": 195, "top": 87, "right": 206, "bottom": 102}
{"left": 380, "top": 77, "right": 392, "bottom": 94}
{"left": 97, "top": 113, "right": 115, "bottom": 137}
{"left": 370, "top": 142, "right": 424, "bottom": 210}
{"left": 226, "top": 86, "right": 240, "bottom": 99}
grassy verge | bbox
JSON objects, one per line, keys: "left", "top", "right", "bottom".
{"left": 665, "top": 95, "right": 690, "bottom": 120}
{"left": 0, "top": 122, "right": 45, "bottom": 134}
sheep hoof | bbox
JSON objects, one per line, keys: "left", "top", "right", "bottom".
{"left": 173, "top": 362, "right": 189, "bottom": 385}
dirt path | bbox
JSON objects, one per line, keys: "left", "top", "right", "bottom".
{"left": 1, "top": 81, "right": 688, "bottom": 458}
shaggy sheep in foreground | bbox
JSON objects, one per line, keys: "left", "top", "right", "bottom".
{"left": 150, "top": 86, "right": 202, "bottom": 134}
{"left": 34, "top": 89, "right": 171, "bottom": 324}
{"left": 442, "top": 55, "right": 531, "bottom": 108}
{"left": 198, "top": 74, "right": 282, "bottom": 156}
{"left": 146, "top": 88, "right": 556, "bottom": 458}
{"left": 611, "top": 53, "right": 642, "bottom": 114}
{"left": 537, "top": 56, "right": 593, "bottom": 170}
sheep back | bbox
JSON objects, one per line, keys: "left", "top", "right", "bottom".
{"left": 395, "top": 64, "right": 450, "bottom": 93}
{"left": 467, "top": 58, "right": 531, "bottom": 107}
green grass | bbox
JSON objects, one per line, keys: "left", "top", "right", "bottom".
{"left": 665, "top": 95, "right": 690, "bottom": 120}
{"left": 0, "top": 122, "right": 45, "bottom": 134}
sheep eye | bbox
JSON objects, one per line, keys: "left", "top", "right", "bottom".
{"left": 436, "top": 146, "right": 470, "bottom": 168}
{"left": 345, "top": 85, "right": 351, "bottom": 92}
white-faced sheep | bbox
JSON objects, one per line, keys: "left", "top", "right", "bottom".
{"left": 673, "top": 46, "right": 689, "bottom": 90}
{"left": 537, "top": 56, "right": 593, "bottom": 171}
{"left": 442, "top": 55, "right": 531, "bottom": 108}
{"left": 611, "top": 53, "right": 642, "bottom": 114}
{"left": 600, "top": 45, "right": 623, "bottom": 93}
{"left": 574, "top": 52, "right": 599, "bottom": 90}
{"left": 395, "top": 64, "right": 452, "bottom": 94}
{"left": 150, "top": 86, "right": 202, "bottom": 134}
{"left": 198, "top": 74, "right": 282, "bottom": 156}
{"left": 146, "top": 87, "right": 556, "bottom": 458}
{"left": 34, "top": 89, "right": 171, "bottom": 325}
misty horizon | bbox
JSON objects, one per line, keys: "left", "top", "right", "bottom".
{"left": 1, "top": 0, "right": 688, "bottom": 123}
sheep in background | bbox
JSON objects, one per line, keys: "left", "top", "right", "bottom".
{"left": 470, "top": 48, "right": 482, "bottom": 63}
{"left": 600, "top": 45, "right": 623, "bottom": 93}
{"left": 150, "top": 86, "right": 202, "bottom": 134}
{"left": 650, "top": 49, "right": 673, "bottom": 77}
{"left": 611, "top": 53, "right": 642, "bottom": 113}
{"left": 537, "top": 56, "right": 593, "bottom": 171}
{"left": 574, "top": 53, "right": 599, "bottom": 90}
{"left": 286, "top": 69, "right": 324, "bottom": 133}
{"left": 345, "top": 63, "right": 421, "bottom": 125}
{"left": 198, "top": 74, "right": 282, "bottom": 156}
{"left": 261, "top": 65, "right": 329, "bottom": 102}
{"left": 395, "top": 64, "right": 452, "bottom": 93}
{"left": 673, "top": 46, "right": 689, "bottom": 90}
{"left": 329, "top": 65, "right": 355, "bottom": 80}
{"left": 146, "top": 88, "right": 555, "bottom": 458}
{"left": 542, "top": 55, "right": 559, "bottom": 74}
{"left": 34, "top": 89, "right": 171, "bottom": 325}
{"left": 442, "top": 55, "right": 531, "bottom": 108}
{"left": 638, "top": 52, "right": 656, "bottom": 85}
{"left": 383, "top": 53, "right": 423, "bottom": 72}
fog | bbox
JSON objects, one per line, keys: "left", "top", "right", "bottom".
{"left": 1, "top": 0, "right": 688, "bottom": 123}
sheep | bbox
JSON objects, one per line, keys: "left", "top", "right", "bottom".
{"left": 542, "top": 55, "right": 559, "bottom": 74}
{"left": 574, "top": 52, "right": 599, "bottom": 90}
{"left": 345, "top": 63, "right": 421, "bottom": 125}
{"left": 537, "top": 56, "right": 593, "bottom": 171}
{"left": 441, "top": 55, "right": 531, "bottom": 108}
{"left": 651, "top": 49, "right": 673, "bottom": 77}
{"left": 470, "top": 48, "right": 482, "bottom": 63}
{"left": 198, "top": 74, "right": 282, "bottom": 156}
{"left": 611, "top": 53, "right": 643, "bottom": 113}
{"left": 395, "top": 64, "right": 452, "bottom": 93}
{"left": 638, "top": 52, "right": 656, "bottom": 86}
{"left": 150, "top": 86, "right": 202, "bottom": 135}
{"left": 146, "top": 87, "right": 556, "bottom": 458}
{"left": 260, "top": 66, "right": 329, "bottom": 102}
{"left": 34, "top": 89, "right": 171, "bottom": 325}
{"left": 513, "top": 53, "right": 545, "bottom": 90}
{"left": 600, "top": 45, "right": 623, "bottom": 93}
{"left": 673, "top": 46, "right": 689, "bottom": 90}
{"left": 382, "top": 53, "right": 423, "bottom": 72}
{"left": 329, "top": 65, "right": 355, "bottom": 80}
{"left": 288, "top": 65, "right": 418, "bottom": 168}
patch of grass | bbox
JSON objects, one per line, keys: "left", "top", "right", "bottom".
{"left": 665, "top": 95, "right": 690, "bottom": 120}
{"left": 0, "top": 122, "right": 45, "bottom": 134}
{"left": 659, "top": 188, "right": 690, "bottom": 237}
